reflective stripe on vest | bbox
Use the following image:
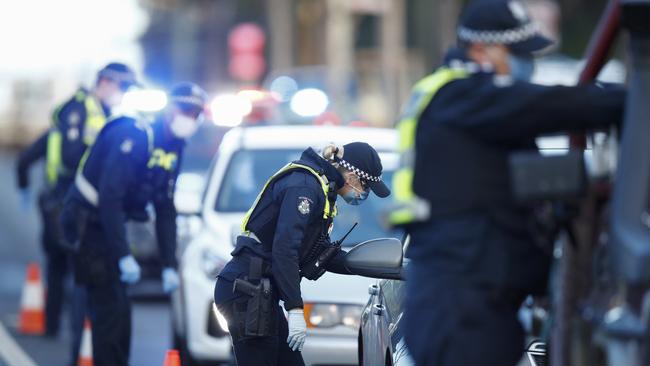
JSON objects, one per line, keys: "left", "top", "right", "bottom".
{"left": 389, "top": 67, "right": 469, "bottom": 226}
{"left": 45, "top": 130, "right": 62, "bottom": 186}
{"left": 241, "top": 163, "right": 337, "bottom": 233}
{"left": 82, "top": 96, "right": 106, "bottom": 145}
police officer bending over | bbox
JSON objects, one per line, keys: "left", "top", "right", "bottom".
{"left": 61, "top": 82, "right": 207, "bottom": 366}
{"left": 214, "top": 142, "right": 391, "bottom": 366}
{"left": 392, "top": 1, "right": 626, "bottom": 365}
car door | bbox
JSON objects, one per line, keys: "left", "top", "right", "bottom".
{"left": 362, "top": 280, "right": 386, "bottom": 366}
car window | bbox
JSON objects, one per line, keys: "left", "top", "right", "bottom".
{"left": 381, "top": 279, "right": 405, "bottom": 320}
{"left": 215, "top": 149, "right": 302, "bottom": 212}
{"left": 214, "top": 148, "right": 402, "bottom": 244}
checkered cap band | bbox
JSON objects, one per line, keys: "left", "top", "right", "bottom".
{"left": 458, "top": 22, "right": 538, "bottom": 45}
{"left": 171, "top": 95, "right": 205, "bottom": 108}
{"left": 339, "top": 159, "right": 381, "bottom": 182}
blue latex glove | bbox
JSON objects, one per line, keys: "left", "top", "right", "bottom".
{"left": 118, "top": 255, "right": 141, "bottom": 284}
{"left": 19, "top": 189, "right": 31, "bottom": 211}
{"left": 162, "top": 267, "right": 180, "bottom": 293}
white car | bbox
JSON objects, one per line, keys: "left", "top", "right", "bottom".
{"left": 171, "top": 125, "right": 401, "bottom": 365}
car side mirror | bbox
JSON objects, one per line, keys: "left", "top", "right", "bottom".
{"left": 175, "top": 191, "right": 202, "bottom": 216}
{"left": 344, "top": 238, "right": 404, "bottom": 280}
{"left": 174, "top": 173, "right": 205, "bottom": 216}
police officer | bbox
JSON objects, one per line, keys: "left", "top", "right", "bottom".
{"left": 15, "top": 62, "right": 137, "bottom": 349}
{"left": 214, "top": 142, "right": 390, "bottom": 366}
{"left": 394, "top": 1, "right": 626, "bottom": 365}
{"left": 61, "top": 82, "right": 207, "bottom": 366}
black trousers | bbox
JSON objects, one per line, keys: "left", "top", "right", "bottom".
{"left": 215, "top": 279, "right": 305, "bottom": 366}
{"left": 87, "top": 279, "right": 131, "bottom": 366}
{"left": 38, "top": 192, "right": 69, "bottom": 335}
{"left": 74, "top": 222, "right": 131, "bottom": 366}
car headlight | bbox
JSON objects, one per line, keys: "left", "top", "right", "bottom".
{"left": 200, "top": 247, "right": 226, "bottom": 279}
{"left": 304, "top": 303, "right": 362, "bottom": 330}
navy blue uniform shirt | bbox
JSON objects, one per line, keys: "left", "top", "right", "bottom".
{"left": 16, "top": 131, "right": 48, "bottom": 189}
{"left": 68, "top": 115, "right": 183, "bottom": 268}
{"left": 217, "top": 148, "right": 347, "bottom": 310}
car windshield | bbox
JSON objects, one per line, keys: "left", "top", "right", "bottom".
{"left": 215, "top": 149, "right": 402, "bottom": 245}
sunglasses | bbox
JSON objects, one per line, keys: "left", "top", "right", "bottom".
{"left": 346, "top": 173, "right": 369, "bottom": 191}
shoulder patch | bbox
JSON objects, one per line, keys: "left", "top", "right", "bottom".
{"left": 120, "top": 139, "right": 134, "bottom": 154}
{"left": 68, "top": 111, "right": 81, "bottom": 125}
{"left": 298, "top": 196, "right": 312, "bottom": 215}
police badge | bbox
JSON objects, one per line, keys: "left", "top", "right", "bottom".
{"left": 298, "top": 198, "right": 311, "bottom": 215}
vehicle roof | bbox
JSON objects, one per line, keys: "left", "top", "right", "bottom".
{"left": 221, "top": 125, "right": 398, "bottom": 152}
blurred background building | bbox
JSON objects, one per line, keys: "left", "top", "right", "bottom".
{"left": 0, "top": 0, "right": 619, "bottom": 147}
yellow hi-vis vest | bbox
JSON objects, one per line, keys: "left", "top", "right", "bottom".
{"left": 46, "top": 90, "right": 107, "bottom": 186}
{"left": 388, "top": 67, "right": 469, "bottom": 226}
{"left": 241, "top": 163, "right": 338, "bottom": 233}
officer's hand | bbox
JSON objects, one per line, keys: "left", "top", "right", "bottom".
{"left": 287, "top": 308, "right": 307, "bottom": 352}
{"left": 118, "top": 255, "right": 141, "bottom": 284}
{"left": 162, "top": 267, "right": 180, "bottom": 293}
{"left": 19, "top": 189, "right": 31, "bottom": 211}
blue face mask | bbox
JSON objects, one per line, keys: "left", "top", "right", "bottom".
{"left": 508, "top": 55, "right": 535, "bottom": 82}
{"left": 342, "top": 187, "right": 369, "bottom": 206}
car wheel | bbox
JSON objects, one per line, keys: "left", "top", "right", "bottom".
{"left": 385, "top": 349, "right": 392, "bottom": 366}
{"left": 358, "top": 330, "right": 364, "bottom": 366}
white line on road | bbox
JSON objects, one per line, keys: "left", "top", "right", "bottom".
{"left": 0, "top": 322, "right": 38, "bottom": 366}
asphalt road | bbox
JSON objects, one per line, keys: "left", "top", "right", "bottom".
{"left": 0, "top": 150, "right": 173, "bottom": 366}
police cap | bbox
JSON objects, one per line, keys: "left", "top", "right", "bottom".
{"left": 97, "top": 62, "right": 138, "bottom": 90}
{"left": 339, "top": 142, "right": 390, "bottom": 198}
{"left": 169, "top": 82, "right": 207, "bottom": 114}
{"left": 457, "top": 0, "right": 553, "bottom": 55}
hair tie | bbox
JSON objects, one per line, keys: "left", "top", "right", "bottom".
{"left": 333, "top": 147, "right": 340, "bottom": 161}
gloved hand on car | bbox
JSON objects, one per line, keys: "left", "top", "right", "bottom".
{"left": 287, "top": 308, "right": 307, "bottom": 352}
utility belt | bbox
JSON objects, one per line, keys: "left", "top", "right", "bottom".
{"left": 232, "top": 231, "right": 341, "bottom": 282}
{"left": 231, "top": 256, "right": 276, "bottom": 338}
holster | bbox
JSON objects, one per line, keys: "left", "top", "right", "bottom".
{"left": 301, "top": 234, "right": 341, "bottom": 281}
{"left": 38, "top": 191, "right": 64, "bottom": 252}
{"left": 59, "top": 201, "right": 93, "bottom": 253}
{"left": 232, "top": 257, "right": 275, "bottom": 337}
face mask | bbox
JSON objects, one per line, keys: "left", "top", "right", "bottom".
{"left": 342, "top": 186, "right": 369, "bottom": 206}
{"left": 170, "top": 114, "right": 199, "bottom": 139}
{"left": 104, "top": 92, "right": 124, "bottom": 108}
{"left": 508, "top": 55, "right": 535, "bottom": 82}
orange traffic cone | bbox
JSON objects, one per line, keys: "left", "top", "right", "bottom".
{"left": 163, "top": 349, "right": 181, "bottom": 366}
{"left": 77, "top": 318, "right": 93, "bottom": 366}
{"left": 18, "top": 263, "right": 45, "bottom": 335}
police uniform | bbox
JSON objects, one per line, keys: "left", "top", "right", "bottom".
{"left": 214, "top": 144, "right": 390, "bottom": 366}
{"left": 61, "top": 82, "right": 204, "bottom": 366}
{"left": 15, "top": 63, "right": 134, "bottom": 347}
{"left": 396, "top": 2, "right": 627, "bottom": 365}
